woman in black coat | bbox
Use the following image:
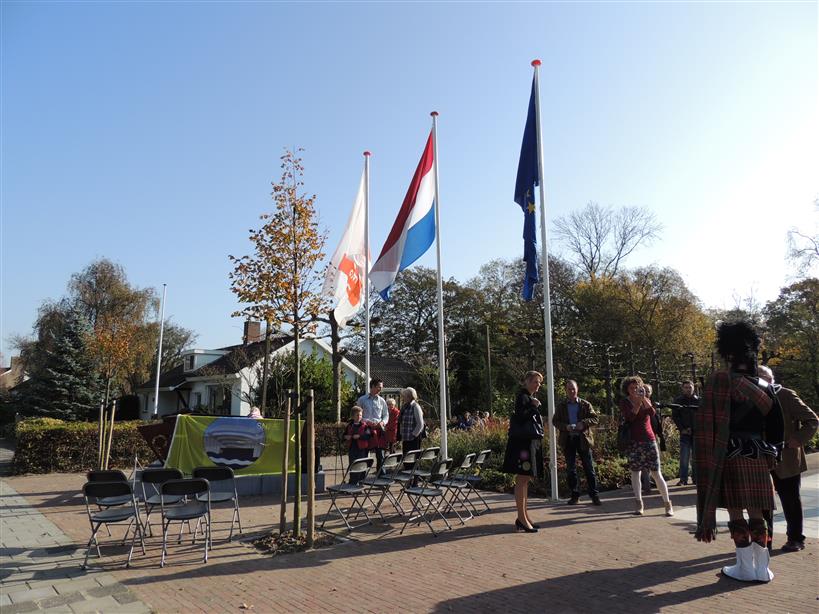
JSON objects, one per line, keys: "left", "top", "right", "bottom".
{"left": 502, "top": 370, "right": 545, "bottom": 532}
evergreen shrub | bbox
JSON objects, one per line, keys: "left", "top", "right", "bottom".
{"left": 13, "top": 418, "right": 152, "bottom": 474}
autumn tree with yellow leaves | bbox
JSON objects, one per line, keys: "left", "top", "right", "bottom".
{"left": 229, "top": 149, "right": 328, "bottom": 535}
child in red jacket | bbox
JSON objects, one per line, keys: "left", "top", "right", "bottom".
{"left": 344, "top": 406, "right": 370, "bottom": 483}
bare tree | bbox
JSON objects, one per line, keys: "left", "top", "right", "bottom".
{"left": 787, "top": 198, "right": 819, "bottom": 277}
{"left": 554, "top": 201, "right": 662, "bottom": 281}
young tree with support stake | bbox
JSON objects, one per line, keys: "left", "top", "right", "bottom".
{"left": 229, "top": 149, "right": 328, "bottom": 536}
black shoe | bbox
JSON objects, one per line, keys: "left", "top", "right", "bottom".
{"left": 530, "top": 522, "right": 540, "bottom": 529}
{"left": 515, "top": 519, "right": 538, "bottom": 533}
{"left": 591, "top": 496, "right": 602, "bottom": 506}
{"left": 782, "top": 540, "right": 804, "bottom": 552}
{"left": 567, "top": 495, "right": 580, "bottom": 505}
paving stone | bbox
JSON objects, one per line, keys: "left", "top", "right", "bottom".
{"left": 0, "top": 593, "right": 11, "bottom": 607}
{"left": 0, "top": 600, "right": 40, "bottom": 613}
{"left": 37, "top": 591, "right": 86, "bottom": 609}
{"left": 68, "top": 595, "right": 121, "bottom": 613}
{"left": 112, "top": 591, "right": 141, "bottom": 605}
{"left": 85, "top": 583, "right": 128, "bottom": 598}
{"left": 8, "top": 585, "right": 58, "bottom": 604}
{"left": 54, "top": 578, "right": 101, "bottom": 594}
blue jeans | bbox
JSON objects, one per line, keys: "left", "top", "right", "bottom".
{"left": 565, "top": 435, "right": 598, "bottom": 497}
{"left": 679, "top": 435, "right": 693, "bottom": 483}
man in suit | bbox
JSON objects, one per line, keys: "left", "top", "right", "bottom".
{"left": 553, "top": 380, "right": 601, "bottom": 505}
{"left": 758, "top": 365, "right": 818, "bottom": 552}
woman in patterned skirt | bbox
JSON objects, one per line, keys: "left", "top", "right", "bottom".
{"left": 695, "top": 321, "right": 784, "bottom": 583}
{"left": 619, "top": 375, "right": 673, "bottom": 517}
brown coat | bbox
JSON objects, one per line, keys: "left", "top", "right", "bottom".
{"left": 552, "top": 398, "right": 599, "bottom": 451}
{"left": 773, "top": 386, "right": 818, "bottom": 479}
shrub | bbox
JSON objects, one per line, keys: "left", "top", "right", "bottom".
{"left": 13, "top": 418, "right": 153, "bottom": 474}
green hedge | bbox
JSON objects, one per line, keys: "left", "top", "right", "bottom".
{"left": 13, "top": 418, "right": 153, "bottom": 475}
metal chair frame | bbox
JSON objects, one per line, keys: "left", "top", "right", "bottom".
{"left": 320, "top": 457, "right": 380, "bottom": 531}
{"left": 399, "top": 458, "right": 454, "bottom": 537}
{"left": 360, "top": 452, "right": 405, "bottom": 518}
{"left": 159, "top": 478, "right": 211, "bottom": 567}
{"left": 82, "top": 481, "right": 145, "bottom": 569}
{"left": 432, "top": 453, "right": 477, "bottom": 524}
{"left": 192, "top": 466, "right": 242, "bottom": 541}
{"left": 463, "top": 449, "right": 492, "bottom": 514}
{"left": 140, "top": 468, "right": 184, "bottom": 537}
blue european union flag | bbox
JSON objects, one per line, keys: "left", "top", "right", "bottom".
{"left": 514, "top": 78, "right": 539, "bottom": 301}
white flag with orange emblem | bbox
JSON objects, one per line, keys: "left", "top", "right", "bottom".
{"left": 322, "top": 169, "right": 368, "bottom": 327}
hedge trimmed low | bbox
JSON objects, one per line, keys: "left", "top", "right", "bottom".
{"left": 13, "top": 418, "right": 153, "bottom": 475}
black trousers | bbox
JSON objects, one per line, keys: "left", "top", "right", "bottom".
{"left": 772, "top": 472, "right": 804, "bottom": 543}
{"left": 564, "top": 436, "right": 599, "bottom": 497}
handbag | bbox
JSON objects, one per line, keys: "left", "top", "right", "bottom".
{"left": 617, "top": 419, "right": 632, "bottom": 453}
{"left": 509, "top": 411, "right": 544, "bottom": 440}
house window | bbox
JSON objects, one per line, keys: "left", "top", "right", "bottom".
{"left": 194, "top": 392, "right": 202, "bottom": 410}
{"left": 207, "top": 385, "right": 232, "bottom": 415}
{"left": 185, "top": 355, "right": 195, "bottom": 371}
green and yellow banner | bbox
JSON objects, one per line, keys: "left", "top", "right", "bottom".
{"left": 165, "top": 415, "right": 301, "bottom": 476}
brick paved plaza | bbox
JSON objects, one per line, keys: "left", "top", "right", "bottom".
{"left": 2, "top": 452, "right": 817, "bottom": 613}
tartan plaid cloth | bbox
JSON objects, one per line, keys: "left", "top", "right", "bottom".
{"left": 719, "top": 455, "right": 775, "bottom": 511}
{"left": 695, "top": 371, "right": 783, "bottom": 541}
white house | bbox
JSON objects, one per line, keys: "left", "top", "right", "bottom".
{"left": 135, "top": 323, "right": 365, "bottom": 419}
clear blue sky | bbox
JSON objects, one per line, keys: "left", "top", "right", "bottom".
{"left": 2, "top": 1, "right": 817, "bottom": 359}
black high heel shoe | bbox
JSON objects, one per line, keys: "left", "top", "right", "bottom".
{"left": 515, "top": 519, "right": 538, "bottom": 533}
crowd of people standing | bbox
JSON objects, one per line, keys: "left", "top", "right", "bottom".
{"left": 340, "top": 322, "right": 816, "bottom": 585}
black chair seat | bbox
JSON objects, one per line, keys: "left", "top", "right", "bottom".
{"left": 91, "top": 507, "right": 137, "bottom": 523}
{"left": 328, "top": 483, "right": 365, "bottom": 494}
{"left": 145, "top": 494, "right": 183, "bottom": 506}
{"left": 197, "top": 492, "right": 233, "bottom": 504}
{"left": 97, "top": 495, "right": 132, "bottom": 507}
{"left": 433, "top": 479, "right": 467, "bottom": 489}
{"left": 405, "top": 486, "right": 442, "bottom": 497}
{"left": 361, "top": 477, "right": 393, "bottom": 488}
{"left": 163, "top": 501, "right": 209, "bottom": 521}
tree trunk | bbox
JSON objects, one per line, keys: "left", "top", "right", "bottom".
{"left": 306, "top": 389, "right": 315, "bottom": 549}
{"left": 260, "top": 320, "right": 272, "bottom": 416}
{"left": 279, "top": 390, "right": 291, "bottom": 534}
{"left": 330, "top": 311, "right": 342, "bottom": 423}
{"left": 293, "top": 320, "right": 301, "bottom": 537}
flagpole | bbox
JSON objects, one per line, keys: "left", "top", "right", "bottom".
{"left": 363, "top": 151, "right": 371, "bottom": 390}
{"left": 430, "top": 112, "right": 448, "bottom": 461}
{"left": 531, "top": 59, "right": 559, "bottom": 502}
{"left": 152, "top": 283, "right": 167, "bottom": 419}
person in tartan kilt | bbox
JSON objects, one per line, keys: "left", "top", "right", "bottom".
{"left": 695, "top": 321, "right": 784, "bottom": 583}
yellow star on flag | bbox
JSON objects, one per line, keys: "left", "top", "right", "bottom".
{"left": 527, "top": 202, "right": 535, "bottom": 214}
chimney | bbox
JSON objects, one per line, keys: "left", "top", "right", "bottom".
{"left": 243, "top": 321, "right": 263, "bottom": 345}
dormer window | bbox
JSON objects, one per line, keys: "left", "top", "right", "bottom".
{"left": 185, "top": 355, "right": 195, "bottom": 371}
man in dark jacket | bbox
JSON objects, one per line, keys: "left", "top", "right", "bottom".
{"left": 553, "top": 380, "right": 601, "bottom": 505}
{"left": 672, "top": 380, "right": 699, "bottom": 485}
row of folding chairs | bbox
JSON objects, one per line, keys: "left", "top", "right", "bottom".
{"left": 321, "top": 447, "right": 493, "bottom": 537}
{"left": 82, "top": 466, "right": 242, "bottom": 569}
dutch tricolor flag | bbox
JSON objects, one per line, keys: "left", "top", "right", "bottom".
{"left": 369, "top": 130, "right": 436, "bottom": 300}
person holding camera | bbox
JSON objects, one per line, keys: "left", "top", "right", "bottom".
{"left": 619, "top": 375, "right": 673, "bottom": 517}
{"left": 553, "top": 379, "right": 601, "bottom": 506}
{"left": 672, "top": 380, "right": 699, "bottom": 486}
{"left": 502, "top": 371, "right": 545, "bottom": 533}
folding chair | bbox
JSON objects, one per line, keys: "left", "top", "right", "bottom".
{"left": 433, "top": 453, "right": 477, "bottom": 524}
{"left": 399, "top": 458, "right": 453, "bottom": 537}
{"left": 392, "top": 449, "right": 422, "bottom": 490}
{"left": 320, "top": 457, "right": 380, "bottom": 531}
{"left": 463, "top": 449, "right": 492, "bottom": 514}
{"left": 81, "top": 481, "right": 145, "bottom": 569}
{"left": 140, "top": 468, "right": 183, "bottom": 536}
{"left": 395, "top": 447, "right": 438, "bottom": 507}
{"left": 87, "top": 470, "right": 133, "bottom": 538}
{"left": 159, "top": 478, "right": 211, "bottom": 567}
{"left": 361, "top": 452, "right": 405, "bottom": 518}
{"left": 192, "top": 466, "right": 242, "bottom": 541}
